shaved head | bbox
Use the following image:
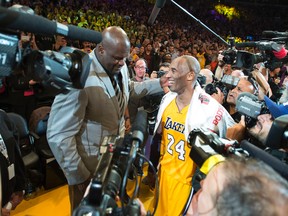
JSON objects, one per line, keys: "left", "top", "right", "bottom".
{"left": 96, "top": 26, "right": 130, "bottom": 75}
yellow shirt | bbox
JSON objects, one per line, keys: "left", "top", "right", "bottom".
{"left": 160, "top": 99, "right": 197, "bottom": 185}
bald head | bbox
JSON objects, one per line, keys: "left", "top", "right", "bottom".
{"left": 176, "top": 55, "right": 201, "bottom": 75}
{"left": 231, "top": 69, "right": 245, "bottom": 78}
{"left": 200, "top": 68, "right": 214, "bottom": 84}
{"left": 102, "top": 26, "right": 130, "bottom": 49}
{"left": 96, "top": 26, "right": 130, "bottom": 75}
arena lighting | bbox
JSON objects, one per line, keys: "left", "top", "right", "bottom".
{"left": 215, "top": 4, "right": 240, "bottom": 20}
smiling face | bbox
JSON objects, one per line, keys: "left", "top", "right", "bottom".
{"left": 166, "top": 56, "right": 198, "bottom": 94}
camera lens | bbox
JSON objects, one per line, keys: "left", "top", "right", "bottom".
{"left": 245, "top": 116, "right": 257, "bottom": 128}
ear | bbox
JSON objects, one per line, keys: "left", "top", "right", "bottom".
{"left": 187, "top": 71, "right": 194, "bottom": 81}
{"left": 98, "top": 44, "right": 104, "bottom": 55}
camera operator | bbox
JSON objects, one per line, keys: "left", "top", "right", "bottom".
{"left": 267, "top": 63, "right": 283, "bottom": 101}
{"left": 226, "top": 76, "right": 258, "bottom": 121}
{"left": 151, "top": 55, "right": 235, "bottom": 216}
{"left": 204, "top": 69, "right": 244, "bottom": 106}
{"left": 47, "top": 26, "right": 169, "bottom": 213}
{"left": 6, "top": 31, "right": 41, "bottom": 122}
{"left": 227, "top": 93, "right": 288, "bottom": 163}
{"left": 188, "top": 157, "right": 288, "bottom": 216}
{"left": 0, "top": 109, "right": 26, "bottom": 216}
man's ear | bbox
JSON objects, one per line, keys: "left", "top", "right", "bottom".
{"left": 98, "top": 44, "right": 104, "bottom": 54}
{"left": 187, "top": 71, "right": 195, "bottom": 81}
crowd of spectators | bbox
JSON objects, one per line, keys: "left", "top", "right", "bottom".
{"left": 0, "top": 0, "right": 286, "bottom": 118}
{"left": 1, "top": 0, "right": 288, "bottom": 215}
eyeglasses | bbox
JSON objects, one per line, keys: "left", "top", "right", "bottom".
{"left": 135, "top": 66, "right": 147, "bottom": 70}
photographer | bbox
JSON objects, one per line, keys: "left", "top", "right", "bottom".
{"left": 226, "top": 77, "right": 258, "bottom": 121}
{"left": 188, "top": 157, "right": 288, "bottom": 216}
{"left": 204, "top": 69, "right": 244, "bottom": 106}
{"left": 227, "top": 93, "right": 288, "bottom": 163}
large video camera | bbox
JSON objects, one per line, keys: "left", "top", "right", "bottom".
{"left": 0, "top": 5, "right": 104, "bottom": 90}
{"left": 221, "top": 36, "right": 288, "bottom": 73}
{"left": 187, "top": 127, "right": 288, "bottom": 180}
{"left": 73, "top": 135, "right": 140, "bottom": 216}
{"left": 204, "top": 74, "right": 239, "bottom": 103}
{"left": 73, "top": 111, "right": 157, "bottom": 216}
{"left": 0, "top": 31, "right": 91, "bottom": 90}
{"left": 236, "top": 92, "right": 269, "bottom": 128}
{"left": 187, "top": 127, "right": 248, "bottom": 174}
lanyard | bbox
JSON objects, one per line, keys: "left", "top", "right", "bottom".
{"left": 0, "top": 134, "right": 9, "bottom": 164}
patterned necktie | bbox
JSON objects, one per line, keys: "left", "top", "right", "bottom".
{"left": 112, "top": 75, "right": 125, "bottom": 116}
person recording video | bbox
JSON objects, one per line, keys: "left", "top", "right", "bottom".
{"left": 226, "top": 77, "right": 258, "bottom": 121}
{"left": 227, "top": 93, "right": 288, "bottom": 163}
{"left": 187, "top": 157, "right": 288, "bottom": 216}
{"left": 47, "top": 26, "right": 169, "bottom": 213}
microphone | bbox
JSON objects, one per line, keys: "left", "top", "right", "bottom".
{"left": 241, "top": 140, "right": 288, "bottom": 180}
{"left": 262, "top": 30, "right": 288, "bottom": 38}
{"left": 0, "top": 6, "right": 102, "bottom": 44}
{"left": 148, "top": 0, "right": 167, "bottom": 25}
{"left": 129, "top": 110, "right": 148, "bottom": 159}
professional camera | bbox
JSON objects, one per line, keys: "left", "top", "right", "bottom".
{"left": 204, "top": 74, "right": 238, "bottom": 102}
{"left": 196, "top": 74, "right": 206, "bottom": 88}
{"left": 156, "top": 70, "right": 166, "bottom": 78}
{"left": 221, "top": 38, "right": 288, "bottom": 72}
{"left": 221, "top": 48, "right": 265, "bottom": 72}
{"left": 236, "top": 92, "right": 269, "bottom": 128}
{"left": 187, "top": 127, "right": 248, "bottom": 174}
{"left": 73, "top": 111, "right": 158, "bottom": 216}
{"left": 221, "top": 48, "right": 238, "bottom": 65}
{"left": 187, "top": 127, "right": 288, "bottom": 181}
{"left": 204, "top": 80, "right": 228, "bottom": 102}
{"left": 73, "top": 134, "right": 140, "bottom": 216}
{"left": 0, "top": 31, "right": 91, "bottom": 90}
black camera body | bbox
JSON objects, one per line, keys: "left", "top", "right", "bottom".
{"left": 0, "top": 30, "right": 92, "bottom": 90}
{"left": 197, "top": 74, "right": 206, "bottom": 88}
{"left": 156, "top": 70, "right": 166, "bottom": 78}
{"left": 188, "top": 127, "right": 248, "bottom": 174}
{"left": 204, "top": 75, "right": 238, "bottom": 101}
{"left": 0, "top": 32, "right": 19, "bottom": 77}
{"left": 73, "top": 134, "right": 142, "bottom": 216}
{"left": 236, "top": 92, "right": 269, "bottom": 128}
